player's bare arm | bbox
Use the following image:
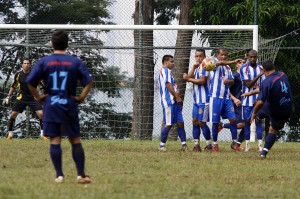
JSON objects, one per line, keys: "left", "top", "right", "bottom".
{"left": 27, "top": 84, "right": 48, "bottom": 104}
{"left": 241, "top": 88, "right": 260, "bottom": 97}
{"left": 183, "top": 75, "right": 207, "bottom": 85}
{"left": 230, "top": 94, "right": 241, "bottom": 107}
{"left": 243, "top": 71, "right": 264, "bottom": 89}
{"left": 223, "top": 78, "right": 234, "bottom": 85}
{"left": 216, "top": 58, "right": 243, "bottom": 66}
{"left": 72, "top": 81, "right": 94, "bottom": 104}
{"left": 250, "top": 99, "right": 264, "bottom": 124}
{"left": 166, "top": 82, "right": 182, "bottom": 105}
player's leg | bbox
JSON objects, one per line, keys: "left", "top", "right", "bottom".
{"left": 175, "top": 103, "right": 187, "bottom": 151}
{"left": 192, "top": 104, "right": 201, "bottom": 151}
{"left": 198, "top": 103, "right": 212, "bottom": 150}
{"left": 69, "top": 132, "right": 91, "bottom": 184}
{"left": 159, "top": 106, "right": 173, "bottom": 151}
{"left": 260, "top": 117, "right": 287, "bottom": 158}
{"left": 44, "top": 122, "right": 64, "bottom": 182}
{"left": 7, "top": 100, "right": 26, "bottom": 139}
{"left": 209, "top": 97, "right": 222, "bottom": 152}
{"left": 242, "top": 106, "right": 252, "bottom": 152}
{"left": 29, "top": 100, "right": 46, "bottom": 140}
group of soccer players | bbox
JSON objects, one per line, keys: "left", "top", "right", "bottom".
{"left": 158, "top": 48, "right": 292, "bottom": 159}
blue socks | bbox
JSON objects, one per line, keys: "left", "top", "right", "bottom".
{"left": 238, "top": 128, "right": 245, "bottom": 143}
{"left": 50, "top": 144, "right": 63, "bottom": 177}
{"left": 244, "top": 123, "right": 251, "bottom": 140}
{"left": 212, "top": 123, "right": 218, "bottom": 142}
{"left": 264, "top": 133, "right": 276, "bottom": 150}
{"left": 160, "top": 127, "right": 170, "bottom": 144}
{"left": 178, "top": 127, "right": 187, "bottom": 142}
{"left": 72, "top": 143, "right": 86, "bottom": 177}
{"left": 256, "top": 122, "right": 263, "bottom": 140}
{"left": 192, "top": 125, "right": 200, "bottom": 140}
{"left": 230, "top": 121, "right": 238, "bottom": 140}
{"left": 201, "top": 125, "right": 211, "bottom": 141}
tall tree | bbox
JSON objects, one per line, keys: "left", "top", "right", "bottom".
{"left": 132, "top": 0, "right": 154, "bottom": 140}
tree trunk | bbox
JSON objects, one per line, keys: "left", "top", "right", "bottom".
{"left": 132, "top": 0, "right": 154, "bottom": 140}
{"left": 169, "top": 0, "right": 195, "bottom": 140}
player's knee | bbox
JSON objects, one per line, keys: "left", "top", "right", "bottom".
{"left": 198, "top": 121, "right": 205, "bottom": 127}
{"left": 192, "top": 118, "right": 198, "bottom": 126}
{"left": 10, "top": 112, "right": 18, "bottom": 119}
{"left": 177, "top": 122, "right": 184, "bottom": 128}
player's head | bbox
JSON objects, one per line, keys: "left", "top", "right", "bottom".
{"left": 195, "top": 49, "right": 206, "bottom": 64}
{"left": 236, "top": 56, "right": 245, "bottom": 69}
{"left": 247, "top": 50, "right": 258, "bottom": 65}
{"left": 216, "top": 48, "right": 228, "bottom": 61}
{"left": 162, "top": 55, "right": 174, "bottom": 69}
{"left": 262, "top": 59, "right": 275, "bottom": 72}
{"left": 22, "top": 58, "right": 31, "bottom": 73}
{"left": 51, "top": 30, "right": 68, "bottom": 50}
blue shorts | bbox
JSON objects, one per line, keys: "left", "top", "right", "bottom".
{"left": 163, "top": 103, "right": 184, "bottom": 125}
{"left": 234, "top": 104, "right": 243, "bottom": 123}
{"left": 257, "top": 108, "right": 290, "bottom": 131}
{"left": 44, "top": 122, "right": 80, "bottom": 138}
{"left": 209, "top": 97, "right": 235, "bottom": 123}
{"left": 242, "top": 106, "right": 253, "bottom": 121}
{"left": 193, "top": 103, "right": 209, "bottom": 122}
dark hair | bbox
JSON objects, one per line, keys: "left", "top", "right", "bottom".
{"left": 162, "top": 55, "right": 173, "bottom": 64}
{"left": 262, "top": 59, "right": 275, "bottom": 71}
{"left": 217, "top": 48, "right": 228, "bottom": 54}
{"left": 195, "top": 48, "right": 206, "bottom": 56}
{"left": 22, "top": 57, "right": 30, "bottom": 64}
{"left": 51, "top": 30, "right": 68, "bottom": 50}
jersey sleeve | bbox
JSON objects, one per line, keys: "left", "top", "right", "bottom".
{"left": 26, "top": 60, "right": 43, "bottom": 88}
{"left": 257, "top": 81, "right": 269, "bottom": 103}
{"left": 10, "top": 72, "right": 19, "bottom": 88}
{"left": 77, "top": 60, "right": 93, "bottom": 87}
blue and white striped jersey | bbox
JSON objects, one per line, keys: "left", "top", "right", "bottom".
{"left": 158, "top": 67, "right": 177, "bottom": 108}
{"left": 240, "top": 62, "right": 265, "bottom": 106}
{"left": 209, "top": 58, "right": 233, "bottom": 99}
{"left": 193, "top": 66, "right": 210, "bottom": 104}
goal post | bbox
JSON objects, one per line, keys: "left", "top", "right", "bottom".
{"left": 0, "top": 24, "right": 263, "bottom": 141}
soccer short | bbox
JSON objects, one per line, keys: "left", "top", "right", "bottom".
{"left": 43, "top": 122, "right": 80, "bottom": 137}
{"left": 257, "top": 108, "right": 290, "bottom": 131}
{"left": 12, "top": 99, "right": 42, "bottom": 113}
{"left": 209, "top": 97, "right": 235, "bottom": 123}
{"left": 163, "top": 103, "right": 184, "bottom": 126}
{"left": 192, "top": 103, "right": 209, "bottom": 122}
{"left": 242, "top": 106, "right": 253, "bottom": 121}
{"left": 234, "top": 104, "right": 243, "bottom": 123}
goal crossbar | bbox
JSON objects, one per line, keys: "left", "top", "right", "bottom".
{"left": 0, "top": 24, "right": 259, "bottom": 50}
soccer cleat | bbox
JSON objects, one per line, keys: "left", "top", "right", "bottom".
{"left": 6, "top": 135, "right": 13, "bottom": 140}
{"left": 204, "top": 144, "right": 213, "bottom": 151}
{"left": 159, "top": 147, "right": 167, "bottom": 152}
{"left": 181, "top": 144, "right": 189, "bottom": 152}
{"left": 218, "top": 122, "right": 223, "bottom": 133}
{"left": 213, "top": 144, "right": 219, "bottom": 152}
{"left": 244, "top": 148, "right": 250, "bottom": 152}
{"left": 230, "top": 141, "right": 235, "bottom": 149}
{"left": 40, "top": 136, "right": 48, "bottom": 140}
{"left": 192, "top": 144, "right": 202, "bottom": 152}
{"left": 55, "top": 176, "right": 64, "bottom": 183}
{"left": 233, "top": 144, "right": 244, "bottom": 151}
{"left": 76, "top": 175, "right": 92, "bottom": 184}
{"left": 260, "top": 154, "right": 267, "bottom": 159}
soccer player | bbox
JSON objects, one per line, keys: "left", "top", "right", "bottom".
{"left": 26, "top": 30, "right": 93, "bottom": 184}
{"left": 219, "top": 58, "right": 245, "bottom": 150}
{"left": 2, "top": 58, "right": 46, "bottom": 140}
{"left": 240, "top": 50, "right": 265, "bottom": 152}
{"left": 158, "top": 55, "right": 188, "bottom": 151}
{"left": 251, "top": 60, "right": 292, "bottom": 158}
{"left": 209, "top": 48, "right": 243, "bottom": 152}
{"left": 183, "top": 49, "right": 212, "bottom": 151}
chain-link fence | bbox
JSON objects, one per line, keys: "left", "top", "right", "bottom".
{"left": 0, "top": 1, "right": 299, "bottom": 141}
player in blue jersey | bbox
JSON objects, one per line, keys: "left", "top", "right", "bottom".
{"left": 209, "top": 48, "right": 243, "bottom": 152}
{"left": 2, "top": 58, "right": 47, "bottom": 140}
{"left": 26, "top": 30, "right": 93, "bottom": 183}
{"left": 219, "top": 58, "right": 245, "bottom": 151}
{"left": 158, "top": 55, "right": 188, "bottom": 151}
{"left": 240, "top": 50, "right": 265, "bottom": 152}
{"left": 250, "top": 60, "right": 292, "bottom": 158}
{"left": 183, "top": 49, "right": 212, "bottom": 151}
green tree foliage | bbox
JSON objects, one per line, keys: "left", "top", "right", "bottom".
{"left": 0, "top": 0, "right": 132, "bottom": 139}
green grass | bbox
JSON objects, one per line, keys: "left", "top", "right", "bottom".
{"left": 0, "top": 139, "right": 300, "bottom": 199}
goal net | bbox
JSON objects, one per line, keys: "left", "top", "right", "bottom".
{"left": 0, "top": 24, "right": 281, "bottom": 140}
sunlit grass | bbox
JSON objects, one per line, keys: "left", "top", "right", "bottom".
{"left": 0, "top": 139, "right": 299, "bottom": 199}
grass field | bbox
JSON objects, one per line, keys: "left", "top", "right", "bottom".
{"left": 0, "top": 139, "right": 300, "bottom": 199}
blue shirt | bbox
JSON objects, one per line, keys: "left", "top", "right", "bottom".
{"left": 230, "top": 72, "right": 242, "bottom": 99}
{"left": 158, "top": 67, "right": 177, "bottom": 108}
{"left": 193, "top": 66, "right": 210, "bottom": 104}
{"left": 26, "top": 54, "right": 93, "bottom": 123}
{"left": 258, "top": 71, "right": 292, "bottom": 118}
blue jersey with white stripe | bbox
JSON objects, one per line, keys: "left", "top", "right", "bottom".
{"left": 158, "top": 67, "right": 177, "bottom": 108}
{"left": 26, "top": 54, "right": 93, "bottom": 123}
{"left": 209, "top": 58, "right": 233, "bottom": 99}
{"left": 193, "top": 66, "right": 210, "bottom": 104}
{"left": 240, "top": 62, "right": 265, "bottom": 106}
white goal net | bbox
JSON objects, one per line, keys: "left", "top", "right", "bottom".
{"left": 0, "top": 24, "right": 282, "bottom": 140}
